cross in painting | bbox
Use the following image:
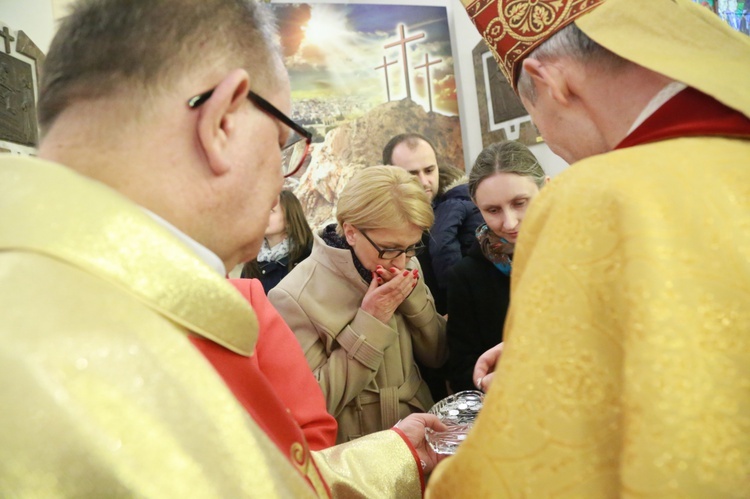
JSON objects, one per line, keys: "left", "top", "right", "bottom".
{"left": 1, "top": 26, "right": 15, "bottom": 54}
{"left": 384, "top": 24, "right": 424, "bottom": 100}
{"left": 415, "top": 53, "right": 442, "bottom": 113}
{"left": 374, "top": 56, "right": 397, "bottom": 102}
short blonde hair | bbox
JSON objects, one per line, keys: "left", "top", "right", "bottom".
{"left": 336, "top": 166, "right": 434, "bottom": 235}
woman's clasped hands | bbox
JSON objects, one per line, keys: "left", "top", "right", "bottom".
{"left": 361, "top": 265, "right": 419, "bottom": 324}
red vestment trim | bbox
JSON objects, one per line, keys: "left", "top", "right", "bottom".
{"left": 392, "top": 426, "right": 426, "bottom": 494}
{"left": 616, "top": 87, "right": 750, "bottom": 150}
{"left": 225, "top": 278, "right": 337, "bottom": 452}
{"left": 190, "top": 336, "right": 331, "bottom": 497}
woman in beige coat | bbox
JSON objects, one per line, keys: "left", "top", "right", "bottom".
{"left": 269, "top": 166, "right": 448, "bottom": 444}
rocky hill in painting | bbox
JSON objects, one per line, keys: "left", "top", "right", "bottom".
{"left": 293, "top": 98, "right": 464, "bottom": 230}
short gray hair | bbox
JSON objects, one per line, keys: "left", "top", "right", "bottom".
{"left": 517, "top": 23, "right": 626, "bottom": 102}
{"left": 39, "top": 0, "right": 282, "bottom": 133}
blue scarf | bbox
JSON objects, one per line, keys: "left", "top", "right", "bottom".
{"left": 475, "top": 224, "right": 514, "bottom": 276}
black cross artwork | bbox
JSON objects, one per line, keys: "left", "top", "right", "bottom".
{"left": 1, "top": 26, "right": 15, "bottom": 54}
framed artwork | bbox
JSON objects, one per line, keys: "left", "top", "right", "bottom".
{"left": 0, "top": 24, "right": 44, "bottom": 155}
{"left": 471, "top": 40, "right": 542, "bottom": 149}
{"left": 270, "top": 2, "right": 463, "bottom": 228}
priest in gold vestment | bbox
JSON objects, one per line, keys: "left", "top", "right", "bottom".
{"left": 427, "top": 0, "right": 750, "bottom": 497}
{"left": 0, "top": 0, "right": 443, "bottom": 496}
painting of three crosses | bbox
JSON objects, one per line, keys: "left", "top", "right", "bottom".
{"left": 269, "top": 3, "right": 464, "bottom": 228}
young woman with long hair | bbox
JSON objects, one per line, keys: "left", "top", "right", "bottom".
{"left": 241, "top": 190, "right": 313, "bottom": 293}
{"left": 446, "top": 141, "right": 549, "bottom": 392}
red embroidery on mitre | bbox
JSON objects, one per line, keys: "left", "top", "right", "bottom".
{"left": 465, "top": 0, "right": 605, "bottom": 90}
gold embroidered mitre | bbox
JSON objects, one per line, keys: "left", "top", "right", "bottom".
{"left": 460, "top": 0, "right": 605, "bottom": 90}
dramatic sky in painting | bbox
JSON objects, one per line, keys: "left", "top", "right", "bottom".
{"left": 271, "top": 3, "right": 458, "bottom": 116}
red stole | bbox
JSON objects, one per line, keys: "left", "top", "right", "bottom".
{"left": 189, "top": 336, "right": 331, "bottom": 497}
{"left": 616, "top": 87, "right": 750, "bottom": 150}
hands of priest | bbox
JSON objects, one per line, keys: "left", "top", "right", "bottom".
{"left": 473, "top": 342, "right": 504, "bottom": 392}
{"left": 394, "top": 413, "right": 448, "bottom": 474}
{"left": 361, "top": 266, "right": 419, "bottom": 324}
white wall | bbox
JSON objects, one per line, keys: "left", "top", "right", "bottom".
{"left": 0, "top": 0, "right": 55, "bottom": 53}
{"left": 0, "top": 0, "right": 568, "bottom": 175}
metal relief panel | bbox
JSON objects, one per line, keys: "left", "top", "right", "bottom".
{"left": 0, "top": 50, "right": 38, "bottom": 146}
{"left": 0, "top": 24, "right": 42, "bottom": 154}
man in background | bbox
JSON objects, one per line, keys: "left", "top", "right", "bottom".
{"left": 428, "top": 0, "right": 750, "bottom": 496}
{"left": 383, "top": 133, "right": 444, "bottom": 311}
{"left": 0, "top": 0, "right": 443, "bottom": 496}
{"left": 382, "top": 133, "right": 483, "bottom": 315}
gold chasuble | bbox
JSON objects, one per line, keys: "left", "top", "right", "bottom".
{"left": 427, "top": 0, "right": 750, "bottom": 497}
{"left": 428, "top": 137, "right": 750, "bottom": 498}
{"left": 0, "top": 157, "right": 420, "bottom": 497}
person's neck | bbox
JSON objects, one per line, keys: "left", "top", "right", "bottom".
{"left": 624, "top": 81, "right": 687, "bottom": 136}
{"left": 144, "top": 209, "right": 226, "bottom": 276}
{"left": 266, "top": 233, "right": 287, "bottom": 248}
{"left": 584, "top": 65, "right": 676, "bottom": 151}
{"left": 38, "top": 107, "right": 225, "bottom": 267}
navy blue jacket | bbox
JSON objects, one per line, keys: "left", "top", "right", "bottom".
{"left": 242, "top": 243, "right": 312, "bottom": 294}
{"left": 428, "top": 181, "right": 484, "bottom": 291}
{"left": 255, "top": 257, "right": 292, "bottom": 294}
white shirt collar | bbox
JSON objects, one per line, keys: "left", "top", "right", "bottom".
{"left": 626, "top": 81, "right": 688, "bottom": 136}
{"left": 142, "top": 209, "right": 227, "bottom": 276}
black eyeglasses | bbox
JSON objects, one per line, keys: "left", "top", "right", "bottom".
{"left": 356, "top": 227, "right": 425, "bottom": 259}
{"left": 188, "top": 88, "right": 313, "bottom": 178}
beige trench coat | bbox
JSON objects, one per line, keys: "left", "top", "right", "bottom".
{"left": 270, "top": 233, "right": 448, "bottom": 443}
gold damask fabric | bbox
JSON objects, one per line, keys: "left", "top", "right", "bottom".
{"left": 427, "top": 137, "right": 750, "bottom": 497}
{"left": 0, "top": 157, "right": 421, "bottom": 497}
{"left": 575, "top": 0, "right": 750, "bottom": 120}
{"left": 315, "top": 430, "right": 423, "bottom": 498}
{"left": 0, "top": 156, "right": 313, "bottom": 497}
